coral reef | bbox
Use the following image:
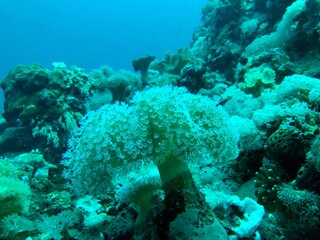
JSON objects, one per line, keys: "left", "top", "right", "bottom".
{"left": 0, "top": 63, "right": 92, "bottom": 161}
{"left": 62, "top": 86, "right": 239, "bottom": 237}
{"left": 1, "top": 0, "right": 320, "bottom": 239}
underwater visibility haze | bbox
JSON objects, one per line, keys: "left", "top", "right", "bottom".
{"left": 1, "top": 0, "right": 320, "bottom": 239}
{"left": 0, "top": 0, "right": 206, "bottom": 77}
{"left": 0, "top": 0, "right": 206, "bottom": 111}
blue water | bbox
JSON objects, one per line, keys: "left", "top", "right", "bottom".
{"left": 0, "top": 0, "right": 206, "bottom": 79}
{"left": 0, "top": 0, "right": 206, "bottom": 112}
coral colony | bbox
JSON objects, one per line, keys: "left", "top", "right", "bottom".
{"left": 1, "top": 0, "right": 320, "bottom": 239}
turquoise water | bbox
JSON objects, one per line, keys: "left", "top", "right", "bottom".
{"left": 0, "top": 0, "right": 205, "bottom": 76}
{"left": 0, "top": 0, "right": 205, "bottom": 112}
{"left": 1, "top": 0, "right": 320, "bottom": 239}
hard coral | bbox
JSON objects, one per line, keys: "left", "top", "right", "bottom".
{"left": 264, "top": 122, "right": 306, "bottom": 179}
{"left": 254, "top": 167, "right": 282, "bottom": 211}
{"left": 0, "top": 63, "right": 92, "bottom": 161}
